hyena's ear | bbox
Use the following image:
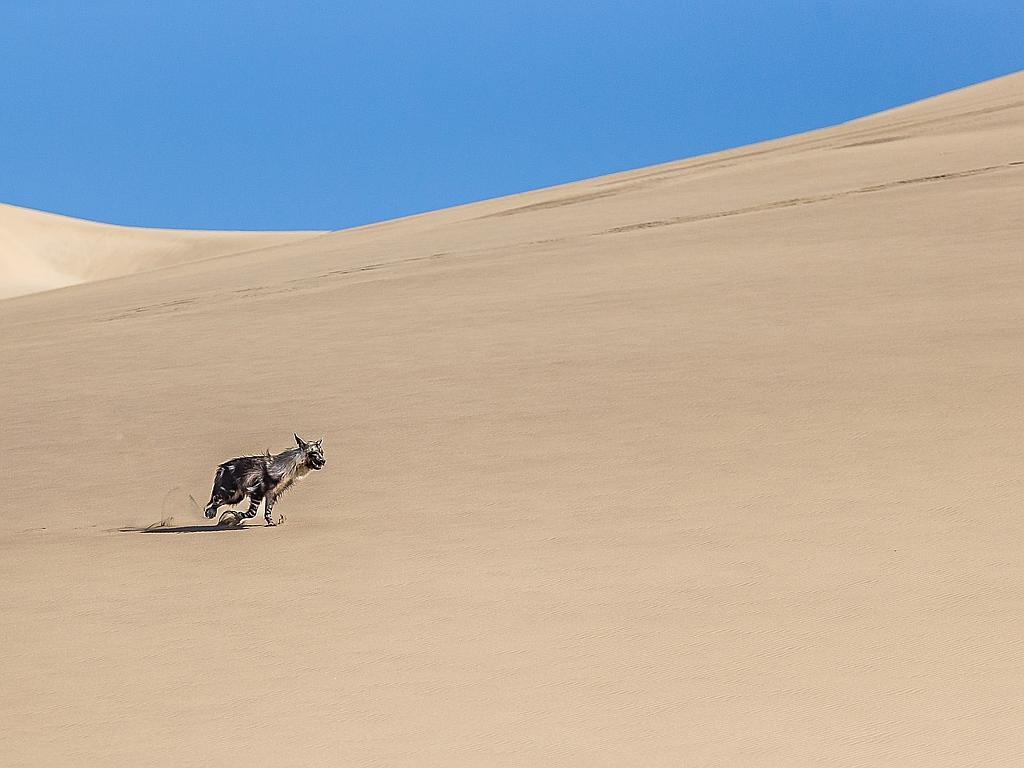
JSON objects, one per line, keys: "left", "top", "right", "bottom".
{"left": 294, "top": 433, "right": 308, "bottom": 449}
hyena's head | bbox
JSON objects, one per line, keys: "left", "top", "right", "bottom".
{"left": 295, "top": 433, "right": 326, "bottom": 470}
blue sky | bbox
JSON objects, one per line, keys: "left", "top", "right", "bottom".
{"left": 0, "top": 2, "right": 1020, "bottom": 231}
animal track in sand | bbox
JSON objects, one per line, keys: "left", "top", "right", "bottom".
{"left": 103, "top": 253, "right": 448, "bottom": 321}
{"left": 602, "top": 160, "right": 1024, "bottom": 235}
{"left": 106, "top": 297, "right": 197, "bottom": 321}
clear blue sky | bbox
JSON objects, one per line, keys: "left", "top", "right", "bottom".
{"left": 1, "top": 2, "right": 1020, "bottom": 231}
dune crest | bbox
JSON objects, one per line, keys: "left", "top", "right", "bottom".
{"left": 0, "top": 203, "right": 322, "bottom": 299}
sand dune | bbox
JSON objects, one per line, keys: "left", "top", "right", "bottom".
{"left": 0, "top": 203, "right": 322, "bottom": 299}
{"left": 2, "top": 72, "right": 1023, "bottom": 766}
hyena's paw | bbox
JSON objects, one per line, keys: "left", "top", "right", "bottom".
{"left": 264, "top": 516, "right": 277, "bottom": 527}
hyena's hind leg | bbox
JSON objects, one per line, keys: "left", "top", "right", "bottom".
{"left": 204, "top": 466, "right": 243, "bottom": 519}
{"left": 204, "top": 490, "right": 243, "bottom": 519}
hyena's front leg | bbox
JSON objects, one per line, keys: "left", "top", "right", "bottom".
{"left": 241, "top": 492, "right": 264, "bottom": 519}
{"left": 263, "top": 494, "right": 278, "bottom": 526}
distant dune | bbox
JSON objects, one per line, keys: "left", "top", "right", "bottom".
{"left": 0, "top": 203, "right": 322, "bottom": 299}
{"left": 2, "top": 72, "right": 1022, "bottom": 767}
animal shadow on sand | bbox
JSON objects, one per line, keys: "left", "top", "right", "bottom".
{"left": 118, "top": 516, "right": 252, "bottom": 534}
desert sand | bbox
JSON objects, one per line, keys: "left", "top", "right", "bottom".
{"left": 0, "top": 203, "right": 323, "bottom": 300}
{"left": 1, "top": 72, "right": 1022, "bottom": 766}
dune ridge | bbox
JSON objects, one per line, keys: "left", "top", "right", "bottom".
{"left": 0, "top": 203, "right": 323, "bottom": 299}
{"left": 1, "top": 71, "right": 1023, "bottom": 767}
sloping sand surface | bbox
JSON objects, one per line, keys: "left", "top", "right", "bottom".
{"left": 2, "top": 72, "right": 1023, "bottom": 766}
{"left": 0, "top": 203, "right": 322, "bottom": 299}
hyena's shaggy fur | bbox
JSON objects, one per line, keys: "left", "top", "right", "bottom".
{"left": 204, "top": 434, "right": 325, "bottom": 526}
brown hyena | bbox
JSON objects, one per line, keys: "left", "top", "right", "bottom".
{"left": 204, "top": 434, "right": 325, "bottom": 526}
